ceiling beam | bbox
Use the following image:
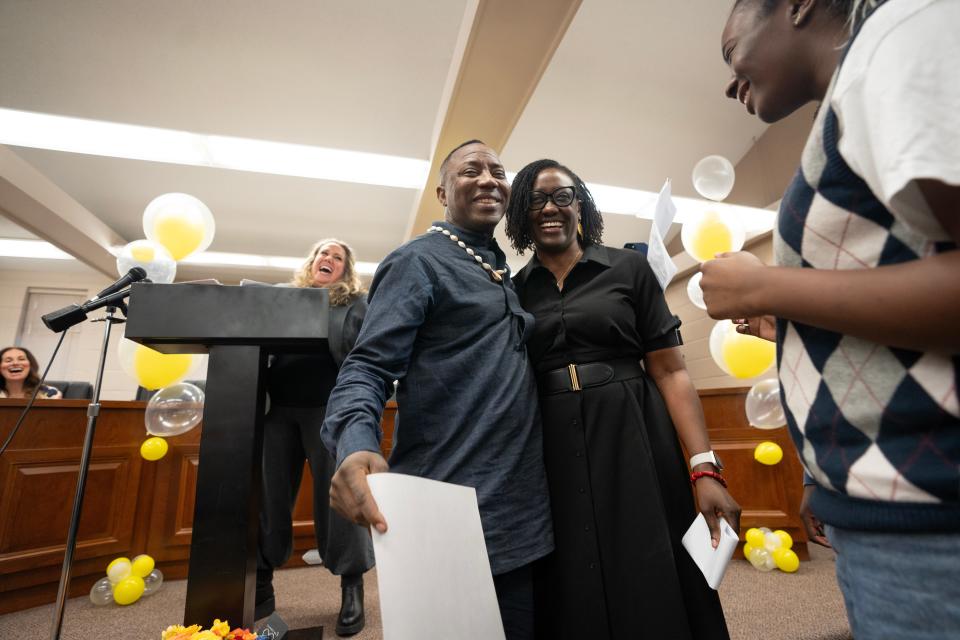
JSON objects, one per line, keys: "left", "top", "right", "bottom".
{"left": 404, "top": 0, "right": 582, "bottom": 239}
{"left": 0, "top": 145, "right": 125, "bottom": 277}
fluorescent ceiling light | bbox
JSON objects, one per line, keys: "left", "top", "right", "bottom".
{"left": 0, "top": 108, "right": 430, "bottom": 189}
{"left": 507, "top": 173, "right": 775, "bottom": 233}
{"left": 0, "top": 238, "right": 74, "bottom": 259}
{"left": 179, "top": 250, "right": 380, "bottom": 276}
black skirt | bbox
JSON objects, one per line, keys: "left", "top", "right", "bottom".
{"left": 534, "top": 370, "right": 729, "bottom": 640}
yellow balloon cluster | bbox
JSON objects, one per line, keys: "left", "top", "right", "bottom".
{"left": 91, "top": 554, "right": 161, "bottom": 606}
{"left": 754, "top": 441, "right": 784, "bottom": 466}
{"left": 743, "top": 527, "right": 800, "bottom": 573}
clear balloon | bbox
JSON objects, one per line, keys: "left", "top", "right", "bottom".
{"left": 721, "top": 329, "right": 776, "bottom": 379}
{"left": 746, "top": 378, "right": 787, "bottom": 429}
{"left": 116, "top": 239, "right": 176, "bottom": 284}
{"left": 89, "top": 577, "right": 114, "bottom": 606}
{"left": 118, "top": 332, "right": 193, "bottom": 390}
{"left": 754, "top": 441, "right": 784, "bottom": 465}
{"left": 113, "top": 575, "right": 145, "bottom": 605}
{"left": 747, "top": 547, "right": 775, "bottom": 572}
{"left": 107, "top": 557, "right": 132, "bottom": 584}
{"left": 143, "top": 193, "right": 215, "bottom": 261}
{"left": 709, "top": 321, "right": 734, "bottom": 375}
{"left": 681, "top": 210, "right": 745, "bottom": 263}
{"left": 143, "top": 569, "right": 164, "bottom": 596}
{"left": 692, "top": 155, "right": 736, "bottom": 202}
{"left": 145, "top": 382, "right": 205, "bottom": 437}
{"left": 686, "top": 272, "right": 707, "bottom": 310}
{"left": 763, "top": 531, "right": 783, "bottom": 551}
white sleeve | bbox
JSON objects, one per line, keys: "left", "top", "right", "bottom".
{"left": 834, "top": 0, "right": 960, "bottom": 241}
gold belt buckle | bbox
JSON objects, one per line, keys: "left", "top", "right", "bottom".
{"left": 567, "top": 363, "right": 581, "bottom": 392}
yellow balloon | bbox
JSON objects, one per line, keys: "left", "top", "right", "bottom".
{"left": 774, "top": 529, "right": 793, "bottom": 550}
{"left": 722, "top": 330, "right": 776, "bottom": 378}
{"left": 133, "top": 345, "right": 192, "bottom": 390}
{"left": 113, "top": 575, "right": 145, "bottom": 605}
{"left": 754, "top": 441, "right": 784, "bottom": 465}
{"left": 106, "top": 557, "right": 132, "bottom": 583}
{"left": 140, "top": 437, "right": 169, "bottom": 461}
{"left": 153, "top": 214, "right": 204, "bottom": 260}
{"left": 690, "top": 212, "right": 733, "bottom": 262}
{"left": 745, "top": 528, "right": 765, "bottom": 548}
{"left": 742, "top": 543, "right": 755, "bottom": 557}
{"left": 130, "top": 244, "right": 156, "bottom": 263}
{"left": 772, "top": 547, "right": 800, "bottom": 573}
{"left": 131, "top": 554, "right": 155, "bottom": 578}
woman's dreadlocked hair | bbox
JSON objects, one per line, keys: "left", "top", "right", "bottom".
{"left": 504, "top": 159, "right": 604, "bottom": 255}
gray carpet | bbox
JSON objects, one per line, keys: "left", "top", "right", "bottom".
{"left": 4, "top": 545, "right": 850, "bottom": 639}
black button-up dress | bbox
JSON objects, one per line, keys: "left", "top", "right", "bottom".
{"left": 513, "top": 245, "right": 729, "bottom": 640}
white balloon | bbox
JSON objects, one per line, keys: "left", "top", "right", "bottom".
{"left": 143, "top": 569, "right": 164, "bottom": 596}
{"left": 142, "top": 192, "right": 215, "bottom": 259}
{"left": 687, "top": 272, "right": 707, "bottom": 310}
{"left": 746, "top": 378, "right": 787, "bottom": 429}
{"left": 680, "top": 209, "right": 746, "bottom": 263}
{"left": 116, "top": 239, "right": 176, "bottom": 284}
{"left": 709, "top": 321, "right": 734, "bottom": 375}
{"left": 145, "top": 382, "right": 205, "bottom": 437}
{"left": 764, "top": 531, "right": 783, "bottom": 551}
{"left": 89, "top": 577, "right": 114, "bottom": 606}
{"left": 692, "top": 155, "right": 736, "bottom": 201}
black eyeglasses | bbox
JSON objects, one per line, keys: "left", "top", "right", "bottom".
{"left": 528, "top": 186, "right": 576, "bottom": 212}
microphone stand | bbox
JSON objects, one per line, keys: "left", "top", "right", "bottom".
{"left": 49, "top": 301, "right": 126, "bottom": 640}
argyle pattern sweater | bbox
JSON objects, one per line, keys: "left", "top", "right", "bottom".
{"left": 774, "top": 2, "right": 959, "bottom": 532}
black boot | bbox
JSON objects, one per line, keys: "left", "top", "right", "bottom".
{"left": 335, "top": 578, "right": 365, "bottom": 637}
{"left": 255, "top": 567, "right": 275, "bottom": 620}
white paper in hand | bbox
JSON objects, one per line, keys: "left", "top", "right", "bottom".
{"left": 367, "top": 473, "right": 505, "bottom": 640}
{"left": 681, "top": 513, "right": 739, "bottom": 590}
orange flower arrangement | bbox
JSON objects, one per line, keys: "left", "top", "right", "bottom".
{"left": 161, "top": 619, "right": 260, "bottom": 640}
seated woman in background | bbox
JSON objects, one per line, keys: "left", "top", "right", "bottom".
{"left": 0, "top": 346, "right": 62, "bottom": 399}
{"left": 256, "top": 238, "right": 374, "bottom": 637}
{"left": 505, "top": 160, "right": 739, "bottom": 640}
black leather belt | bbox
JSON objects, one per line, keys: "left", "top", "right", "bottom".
{"left": 537, "top": 358, "right": 645, "bottom": 394}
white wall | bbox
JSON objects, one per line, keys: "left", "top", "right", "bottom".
{"left": 0, "top": 264, "right": 140, "bottom": 400}
{"left": 666, "top": 236, "right": 775, "bottom": 390}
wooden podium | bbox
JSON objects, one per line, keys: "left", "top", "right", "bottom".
{"left": 124, "top": 282, "right": 331, "bottom": 629}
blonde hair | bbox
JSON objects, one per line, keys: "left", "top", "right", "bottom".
{"left": 291, "top": 238, "right": 366, "bottom": 306}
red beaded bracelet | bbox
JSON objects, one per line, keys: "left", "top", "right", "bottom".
{"left": 690, "top": 470, "right": 727, "bottom": 488}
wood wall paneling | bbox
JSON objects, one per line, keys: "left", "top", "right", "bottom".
{"left": 1, "top": 392, "right": 802, "bottom": 614}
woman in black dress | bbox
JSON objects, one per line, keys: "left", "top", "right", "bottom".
{"left": 506, "top": 160, "right": 740, "bottom": 639}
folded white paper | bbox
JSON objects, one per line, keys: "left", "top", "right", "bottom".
{"left": 645, "top": 179, "right": 679, "bottom": 290}
{"left": 681, "top": 513, "right": 739, "bottom": 590}
{"left": 368, "top": 473, "right": 505, "bottom": 640}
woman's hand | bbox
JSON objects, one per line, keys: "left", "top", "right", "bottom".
{"left": 733, "top": 315, "right": 777, "bottom": 342}
{"left": 700, "top": 251, "right": 769, "bottom": 320}
{"left": 695, "top": 477, "right": 742, "bottom": 548}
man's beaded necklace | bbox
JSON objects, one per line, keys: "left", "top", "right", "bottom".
{"left": 428, "top": 225, "right": 507, "bottom": 282}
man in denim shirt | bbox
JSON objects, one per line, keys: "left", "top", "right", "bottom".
{"left": 322, "top": 140, "right": 553, "bottom": 639}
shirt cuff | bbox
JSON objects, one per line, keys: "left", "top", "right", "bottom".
{"left": 802, "top": 472, "right": 817, "bottom": 487}
{"left": 335, "top": 424, "right": 383, "bottom": 469}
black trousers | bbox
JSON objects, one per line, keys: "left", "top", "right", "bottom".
{"left": 257, "top": 405, "right": 374, "bottom": 581}
{"left": 494, "top": 561, "right": 536, "bottom": 640}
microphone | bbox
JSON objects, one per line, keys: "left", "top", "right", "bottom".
{"left": 41, "top": 269, "right": 151, "bottom": 333}
{"left": 90, "top": 267, "right": 148, "bottom": 302}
